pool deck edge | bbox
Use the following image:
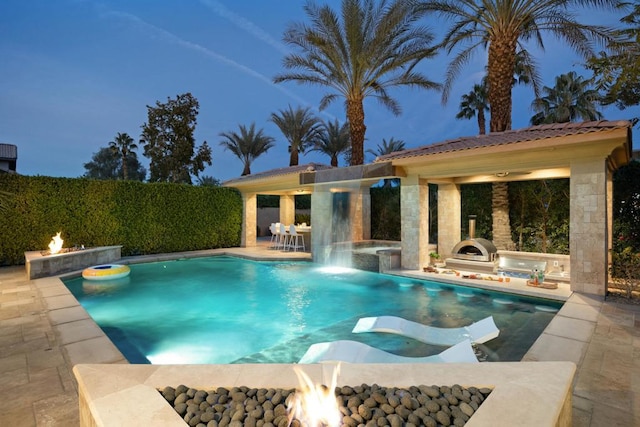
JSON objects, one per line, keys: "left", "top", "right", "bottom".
{"left": 2, "top": 246, "right": 639, "bottom": 425}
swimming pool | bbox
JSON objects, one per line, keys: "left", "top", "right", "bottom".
{"left": 63, "top": 256, "right": 562, "bottom": 364}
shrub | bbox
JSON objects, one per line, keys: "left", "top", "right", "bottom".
{"left": 610, "top": 247, "right": 640, "bottom": 298}
{"left": 0, "top": 175, "right": 242, "bottom": 265}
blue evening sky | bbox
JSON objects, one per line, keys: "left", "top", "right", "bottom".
{"left": 1, "top": 0, "right": 637, "bottom": 182}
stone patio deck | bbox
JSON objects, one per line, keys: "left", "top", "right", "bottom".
{"left": 1, "top": 244, "right": 638, "bottom": 426}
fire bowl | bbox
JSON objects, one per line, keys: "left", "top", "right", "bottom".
{"left": 74, "top": 361, "right": 575, "bottom": 427}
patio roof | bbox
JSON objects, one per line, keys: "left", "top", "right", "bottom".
{"left": 223, "top": 120, "right": 633, "bottom": 193}
{"left": 222, "top": 163, "right": 334, "bottom": 195}
{"left": 376, "top": 120, "right": 632, "bottom": 184}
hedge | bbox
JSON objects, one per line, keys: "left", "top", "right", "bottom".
{"left": 0, "top": 175, "right": 242, "bottom": 265}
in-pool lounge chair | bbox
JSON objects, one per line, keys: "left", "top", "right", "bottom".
{"left": 352, "top": 315, "right": 499, "bottom": 346}
{"left": 298, "top": 339, "right": 478, "bottom": 364}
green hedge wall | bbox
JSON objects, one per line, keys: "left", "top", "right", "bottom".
{"left": 0, "top": 175, "right": 242, "bottom": 265}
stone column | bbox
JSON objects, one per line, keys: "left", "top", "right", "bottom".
{"left": 400, "top": 175, "right": 429, "bottom": 270}
{"left": 241, "top": 192, "right": 257, "bottom": 248}
{"left": 279, "top": 195, "right": 295, "bottom": 226}
{"left": 437, "top": 183, "right": 461, "bottom": 258}
{"left": 310, "top": 186, "right": 333, "bottom": 263}
{"left": 349, "top": 187, "right": 371, "bottom": 241}
{"left": 607, "top": 169, "right": 614, "bottom": 277}
{"left": 570, "top": 159, "right": 609, "bottom": 295}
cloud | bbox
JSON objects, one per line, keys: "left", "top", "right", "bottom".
{"left": 198, "top": 0, "right": 290, "bottom": 55}
{"left": 103, "top": 9, "right": 331, "bottom": 118}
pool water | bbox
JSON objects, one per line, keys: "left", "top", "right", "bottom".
{"left": 63, "top": 256, "right": 562, "bottom": 364}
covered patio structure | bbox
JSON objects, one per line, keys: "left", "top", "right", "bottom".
{"left": 224, "top": 120, "right": 633, "bottom": 296}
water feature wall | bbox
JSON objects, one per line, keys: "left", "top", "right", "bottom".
{"left": 310, "top": 185, "right": 367, "bottom": 267}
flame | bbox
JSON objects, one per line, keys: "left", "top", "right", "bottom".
{"left": 48, "top": 232, "right": 64, "bottom": 254}
{"left": 288, "top": 364, "right": 342, "bottom": 427}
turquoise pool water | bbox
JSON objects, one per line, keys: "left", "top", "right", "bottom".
{"left": 62, "top": 256, "right": 562, "bottom": 364}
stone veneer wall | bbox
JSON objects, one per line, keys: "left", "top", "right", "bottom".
{"left": 310, "top": 187, "right": 333, "bottom": 264}
{"left": 279, "top": 195, "right": 295, "bottom": 227}
{"left": 570, "top": 159, "right": 609, "bottom": 295}
{"left": 437, "top": 183, "right": 461, "bottom": 258}
{"left": 400, "top": 176, "right": 429, "bottom": 270}
{"left": 241, "top": 193, "right": 257, "bottom": 247}
{"left": 25, "top": 246, "right": 122, "bottom": 279}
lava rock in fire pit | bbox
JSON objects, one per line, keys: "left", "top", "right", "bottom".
{"left": 160, "top": 383, "right": 491, "bottom": 426}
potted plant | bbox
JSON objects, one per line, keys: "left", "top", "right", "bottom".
{"left": 429, "top": 251, "right": 441, "bottom": 266}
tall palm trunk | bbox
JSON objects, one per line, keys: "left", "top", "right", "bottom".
{"left": 121, "top": 150, "right": 128, "bottom": 180}
{"left": 477, "top": 109, "right": 486, "bottom": 135}
{"left": 330, "top": 154, "right": 338, "bottom": 167}
{"left": 347, "top": 98, "right": 366, "bottom": 166}
{"left": 289, "top": 147, "right": 299, "bottom": 166}
{"left": 488, "top": 38, "right": 517, "bottom": 249}
{"left": 491, "top": 182, "right": 515, "bottom": 250}
{"left": 487, "top": 38, "right": 517, "bottom": 133}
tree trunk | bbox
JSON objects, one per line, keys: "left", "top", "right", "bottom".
{"left": 492, "top": 182, "right": 515, "bottom": 250}
{"left": 242, "top": 163, "right": 251, "bottom": 176}
{"left": 347, "top": 98, "right": 366, "bottom": 166}
{"left": 477, "top": 109, "right": 486, "bottom": 135}
{"left": 289, "top": 146, "right": 299, "bottom": 167}
{"left": 487, "top": 37, "right": 516, "bottom": 249}
{"left": 487, "top": 37, "right": 517, "bottom": 133}
{"left": 122, "top": 151, "right": 128, "bottom": 180}
{"left": 331, "top": 154, "right": 338, "bottom": 167}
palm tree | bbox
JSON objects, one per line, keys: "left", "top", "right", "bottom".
{"left": 367, "top": 137, "right": 406, "bottom": 187}
{"left": 366, "top": 137, "right": 406, "bottom": 160}
{"left": 108, "top": 132, "right": 137, "bottom": 180}
{"left": 530, "top": 71, "right": 603, "bottom": 125}
{"left": 459, "top": 50, "right": 541, "bottom": 135}
{"left": 456, "top": 83, "right": 489, "bottom": 135}
{"left": 196, "top": 175, "right": 221, "bottom": 186}
{"left": 309, "top": 119, "right": 351, "bottom": 167}
{"left": 421, "top": 0, "right": 618, "bottom": 132}
{"left": 269, "top": 105, "right": 322, "bottom": 166}
{"left": 274, "top": 0, "right": 440, "bottom": 166}
{"left": 219, "top": 123, "right": 275, "bottom": 176}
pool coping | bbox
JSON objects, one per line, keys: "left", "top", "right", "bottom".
{"left": 39, "top": 248, "right": 591, "bottom": 426}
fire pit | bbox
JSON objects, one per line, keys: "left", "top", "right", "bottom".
{"left": 161, "top": 382, "right": 491, "bottom": 426}
{"left": 24, "top": 232, "right": 123, "bottom": 279}
{"left": 73, "top": 362, "right": 575, "bottom": 426}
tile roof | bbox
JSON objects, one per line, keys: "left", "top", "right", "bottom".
{"left": 223, "top": 162, "right": 333, "bottom": 185}
{"left": 376, "top": 120, "right": 632, "bottom": 162}
{"left": 0, "top": 143, "right": 17, "bottom": 159}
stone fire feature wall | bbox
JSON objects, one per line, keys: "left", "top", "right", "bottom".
{"left": 24, "top": 246, "right": 123, "bottom": 279}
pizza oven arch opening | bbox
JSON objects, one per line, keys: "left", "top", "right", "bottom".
{"left": 451, "top": 215, "right": 497, "bottom": 262}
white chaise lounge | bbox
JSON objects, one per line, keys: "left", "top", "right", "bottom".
{"left": 352, "top": 315, "right": 499, "bottom": 346}
{"left": 298, "top": 339, "right": 478, "bottom": 364}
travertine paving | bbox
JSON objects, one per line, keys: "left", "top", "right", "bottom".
{"left": 0, "top": 246, "right": 638, "bottom": 426}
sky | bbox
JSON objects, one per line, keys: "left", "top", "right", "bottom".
{"left": 1, "top": 0, "right": 638, "bottom": 183}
